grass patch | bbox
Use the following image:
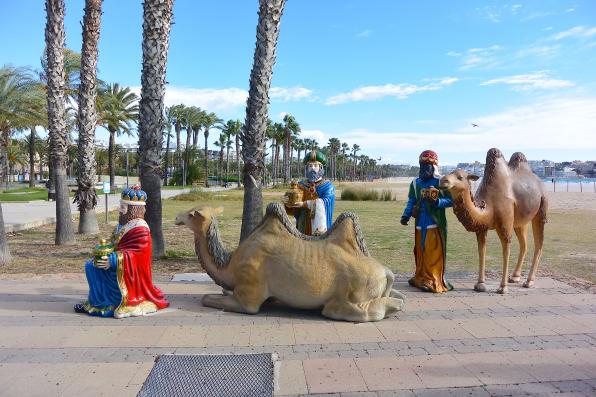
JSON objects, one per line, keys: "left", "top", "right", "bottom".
{"left": 341, "top": 187, "right": 380, "bottom": 201}
{"left": 0, "top": 187, "right": 47, "bottom": 202}
{"left": 3, "top": 185, "right": 595, "bottom": 287}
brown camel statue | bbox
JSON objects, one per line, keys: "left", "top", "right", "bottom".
{"left": 439, "top": 148, "right": 548, "bottom": 294}
{"left": 174, "top": 202, "right": 405, "bottom": 322}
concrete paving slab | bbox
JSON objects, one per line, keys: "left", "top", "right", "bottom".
{"left": 0, "top": 274, "right": 594, "bottom": 396}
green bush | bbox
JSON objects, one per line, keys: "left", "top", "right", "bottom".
{"left": 341, "top": 187, "right": 380, "bottom": 201}
{"left": 171, "top": 163, "right": 204, "bottom": 186}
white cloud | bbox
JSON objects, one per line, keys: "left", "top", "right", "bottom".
{"left": 333, "top": 97, "right": 596, "bottom": 162}
{"left": 480, "top": 71, "right": 574, "bottom": 91}
{"left": 565, "top": 8, "right": 575, "bottom": 13}
{"left": 356, "top": 29, "right": 372, "bottom": 38}
{"left": 324, "top": 78, "right": 458, "bottom": 105}
{"left": 269, "top": 86, "right": 313, "bottom": 102}
{"left": 516, "top": 44, "right": 559, "bottom": 58}
{"left": 552, "top": 25, "right": 596, "bottom": 40}
{"left": 300, "top": 129, "right": 328, "bottom": 146}
{"left": 448, "top": 45, "right": 504, "bottom": 70}
{"left": 131, "top": 85, "right": 313, "bottom": 111}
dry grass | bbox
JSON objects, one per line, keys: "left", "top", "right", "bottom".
{"left": 3, "top": 183, "right": 595, "bottom": 286}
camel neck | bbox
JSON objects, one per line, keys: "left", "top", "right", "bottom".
{"left": 452, "top": 190, "right": 491, "bottom": 232}
{"left": 193, "top": 223, "right": 235, "bottom": 290}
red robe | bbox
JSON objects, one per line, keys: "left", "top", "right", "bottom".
{"left": 116, "top": 225, "right": 169, "bottom": 310}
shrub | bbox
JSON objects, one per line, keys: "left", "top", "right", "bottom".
{"left": 381, "top": 189, "right": 394, "bottom": 201}
{"left": 341, "top": 187, "right": 379, "bottom": 201}
{"left": 171, "top": 163, "right": 205, "bottom": 186}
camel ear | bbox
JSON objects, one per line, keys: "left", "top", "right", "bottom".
{"left": 467, "top": 174, "right": 480, "bottom": 181}
{"left": 214, "top": 207, "right": 224, "bottom": 215}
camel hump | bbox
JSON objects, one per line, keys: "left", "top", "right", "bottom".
{"left": 485, "top": 148, "right": 504, "bottom": 165}
{"left": 262, "top": 202, "right": 370, "bottom": 256}
{"left": 508, "top": 152, "right": 528, "bottom": 169}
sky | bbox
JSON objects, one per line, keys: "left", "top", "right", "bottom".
{"left": 1, "top": 0, "right": 596, "bottom": 165}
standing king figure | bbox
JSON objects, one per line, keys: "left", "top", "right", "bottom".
{"left": 75, "top": 185, "right": 169, "bottom": 318}
{"left": 283, "top": 150, "right": 335, "bottom": 235}
{"left": 401, "top": 150, "right": 453, "bottom": 293}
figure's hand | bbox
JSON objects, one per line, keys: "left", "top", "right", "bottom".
{"left": 292, "top": 201, "right": 304, "bottom": 208}
{"left": 94, "top": 256, "right": 109, "bottom": 270}
{"left": 400, "top": 216, "right": 410, "bottom": 226}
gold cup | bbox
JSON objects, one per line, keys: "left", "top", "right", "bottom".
{"left": 284, "top": 181, "right": 303, "bottom": 207}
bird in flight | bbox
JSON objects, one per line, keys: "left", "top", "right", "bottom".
{"left": 472, "top": 123, "right": 479, "bottom": 127}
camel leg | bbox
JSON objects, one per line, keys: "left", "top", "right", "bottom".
{"left": 202, "top": 284, "right": 268, "bottom": 314}
{"left": 496, "top": 228, "right": 512, "bottom": 294}
{"left": 524, "top": 216, "right": 545, "bottom": 288}
{"left": 509, "top": 224, "right": 528, "bottom": 283}
{"left": 322, "top": 296, "right": 404, "bottom": 322}
{"left": 474, "top": 230, "right": 488, "bottom": 292}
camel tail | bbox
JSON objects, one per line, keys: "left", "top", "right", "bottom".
{"left": 538, "top": 195, "right": 548, "bottom": 224}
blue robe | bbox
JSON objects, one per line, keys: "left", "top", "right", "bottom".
{"left": 295, "top": 179, "right": 335, "bottom": 234}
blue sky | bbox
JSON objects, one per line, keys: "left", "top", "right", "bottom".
{"left": 1, "top": 0, "right": 596, "bottom": 165}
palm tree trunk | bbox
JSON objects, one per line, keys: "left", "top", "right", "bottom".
{"left": 240, "top": 0, "right": 286, "bottom": 241}
{"left": 108, "top": 130, "right": 115, "bottom": 189}
{"left": 138, "top": 0, "right": 173, "bottom": 258}
{"left": 75, "top": 0, "right": 101, "bottom": 234}
{"left": 45, "top": 0, "right": 74, "bottom": 245}
{"left": 164, "top": 129, "right": 170, "bottom": 185}
{"left": 175, "top": 122, "right": 181, "bottom": 173}
{"left": 204, "top": 131, "right": 209, "bottom": 187}
{"left": 29, "top": 128, "right": 36, "bottom": 188}
{"left": 283, "top": 130, "right": 290, "bottom": 183}
{"left": 192, "top": 127, "right": 198, "bottom": 147}
{"left": 0, "top": 204, "right": 10, "bottom": 265}
{"left": 235, "top": 134, "right": 241, "bottom": 188}
{"left": 184, "top": 127, "right": 191, "bottom": 185}
{"left": 225, "top": 146, "right": 230, "bottom": 183}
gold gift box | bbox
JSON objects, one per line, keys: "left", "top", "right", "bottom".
{"left": 284, "top": 181, "right": 303, "bottom": 206}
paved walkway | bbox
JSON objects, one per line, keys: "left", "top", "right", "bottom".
{"left": 2, "top": 187, "right": 231, "bottom": 233}
{"left": 0, "top": 274, "right": 594, "bottom": 396}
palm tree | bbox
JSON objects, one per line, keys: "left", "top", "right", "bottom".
{"left": 137, "top": 0, "right": 174, "bottom": 257}
{"left": 168, "top": 104, "right": 185, "bottom": 175}
{"left": 163, "top": 106, "right": 174, "bottom": 185}
{"left": 202, "top": 111, "right": 222, "bottom": 187}
{"left": 341, "top": 142, "right": 349, "bottom": 180}
{"left": 213, "top": 132, "right": 227, "bottom": 185}
{"left": 351, "top": 144, "right": 360, "bottom": 181}
{"left": 240, "top": 0, "right": 286, "bottom": 240}
{"left": 223, "top": 119, "right": 242, "bottom": 187}
{"left": 282, "top": 114, "right": 300, "bottom": 183}
{"left": 328, "top": 137, "right": 341, "bottom": 181}
{"left": 272, "top": 122, "right": 284, "bottom": 186}
{"left": 45, "top": 0, "right": 75, "bottom": 245}
{"left": 98, "top": 83, "right": 139, "bottom": 189}
{"left": 74, "top": 0, "right": 102, "bottom": 234}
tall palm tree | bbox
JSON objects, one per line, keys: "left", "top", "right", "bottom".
{"left": 163, "top": 106, "right": 174, "bottom": 185}
{"left": 137, "top": 0, "right": 174, "bottom": 257}
{"left": 341, "top": 141, "right": 349, "bottom": 181}
{"left": 351, "top": 143, "right": 360, "bottom": 181}
{"left": 282, "top": 114, "right": 299, "bottom": 183}
{"left": 202, "top": 111, "right": 222, "bottom": 187}
{"left": 240, "top": 0, "right": 286, "bottom": 241}
{"left": 223, "top": 119, "right": 243, "bottom": 188}
{"left": 271, "top": 122, "right": 284, "bottom": 185}
{"left": 168, "top": 103, "right": 185, "bottom": 175}
{"left": 45, "top": 0, "right": 75, "bottom": 245}
{"left": 213, "top": 132, "right": 227, "bottom": 184}
{"left": 98, "top": 83, "right": 139, "bottom": 189}
{"left": 327, "top": 137, "right": 340, "bottom": 181}
{"left": 74, "top": 0, "right": 102, "bottom": 234}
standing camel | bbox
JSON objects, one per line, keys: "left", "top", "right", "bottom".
{"left": 439, "top": 148, "right": 547, "bottom": 294}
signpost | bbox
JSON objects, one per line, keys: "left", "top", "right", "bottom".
{"left": 102, "top": 181, "right": 110, "bottom": 224}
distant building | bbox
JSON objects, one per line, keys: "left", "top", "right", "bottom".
{"left": 529, "top": 160, "right": 555, "bottom": 178}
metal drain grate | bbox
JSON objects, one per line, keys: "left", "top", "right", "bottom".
{"left": 137, "top": 354, "right": 274, "bottom": 397}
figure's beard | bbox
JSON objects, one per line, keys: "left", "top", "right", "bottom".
{"left": 119, "top": 206, "right": 146, "bottom": 226}
{"left": 307, "top": 169, "right": 323, "bottom": 183}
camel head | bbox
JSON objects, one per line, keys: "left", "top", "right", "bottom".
{"left": 439, "top": 169, "right": 479, "bottom": 198}
{"left": 175, "top": 206, "right": 224, "bottom": 233}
